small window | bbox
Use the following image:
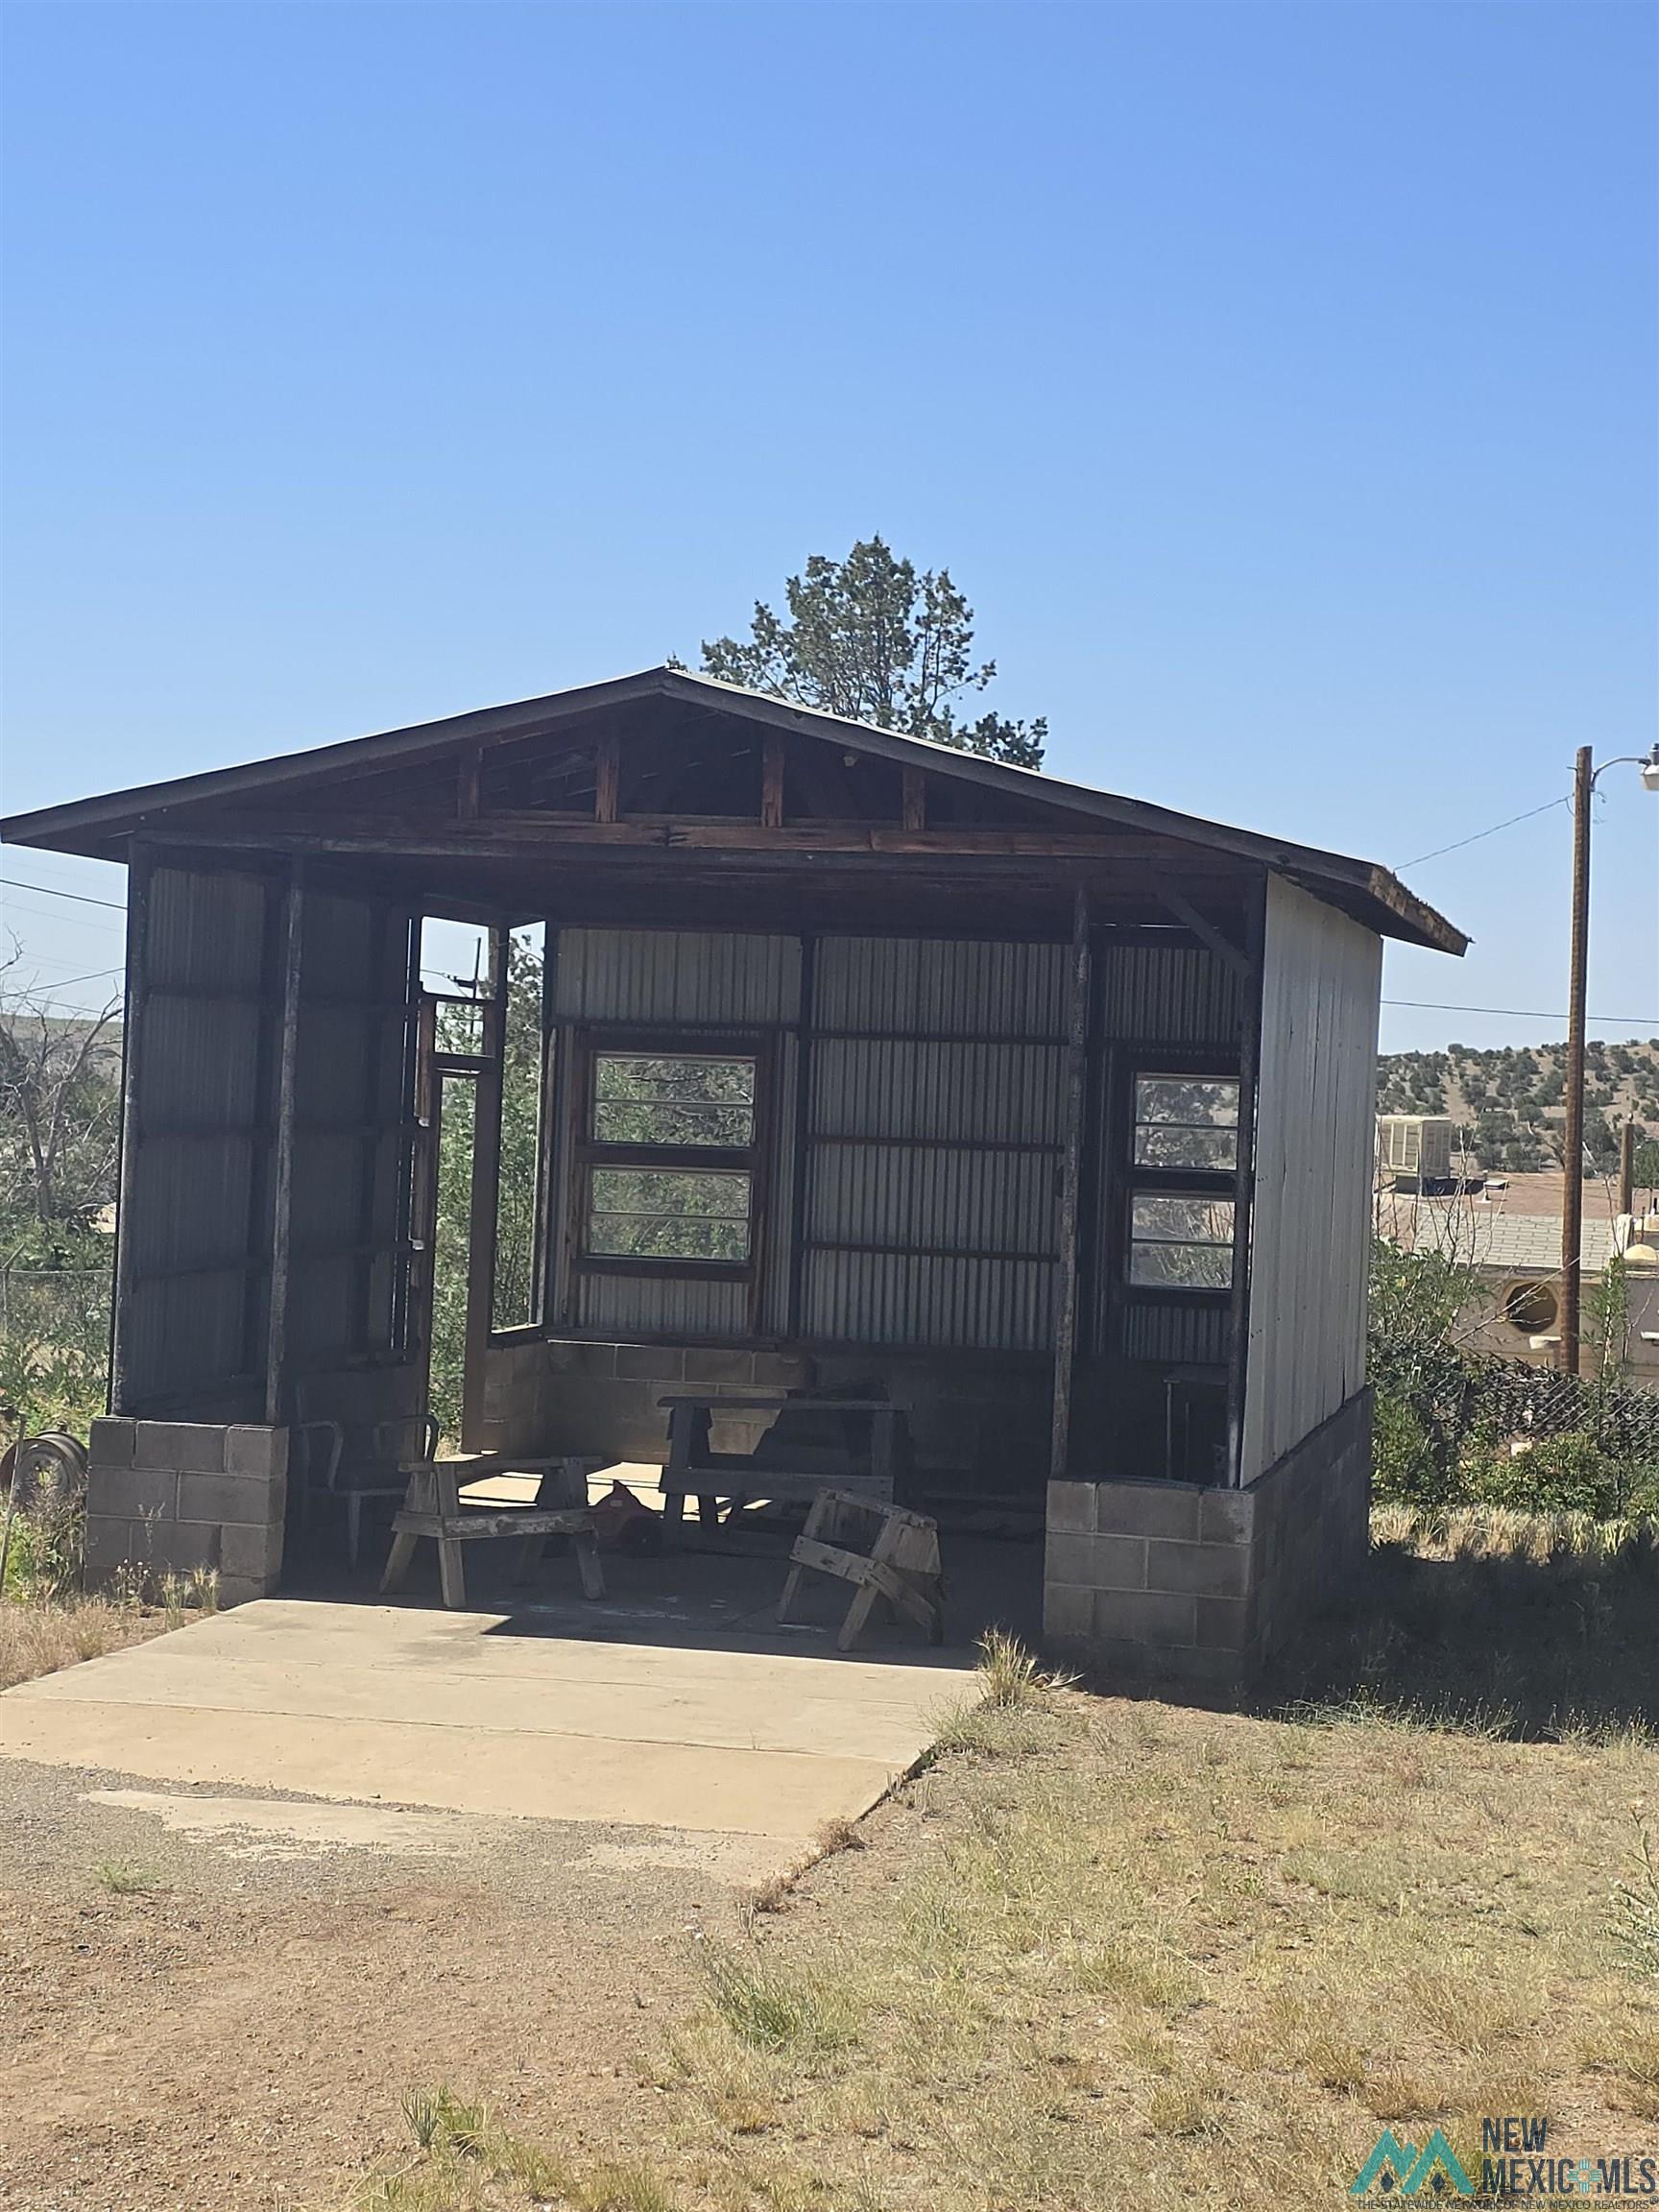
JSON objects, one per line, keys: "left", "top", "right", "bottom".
{"left": 1133, "top": 1077, "right": 1239, "bottom": 1171}
{"left": 576, "top": 1042, "right": 762, "bottom": 1274}
{"left": 587, "top": 1168, "right": 752, "bottom": 1262}
{"left": 1129, "top": 1194, "right": 1236, "bottom": 1288}
{"left": 592, "top": 1054, "right": 756, "bottom": 1148}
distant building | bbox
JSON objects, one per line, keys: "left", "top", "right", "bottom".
{"left": 1377, "top": 1180, "right": 1659, "bottom": 1385}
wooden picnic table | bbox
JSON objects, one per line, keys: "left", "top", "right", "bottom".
{"left": 380, "top": 1452, "right": 605, "bottom": 1609}
{"left": 657, "top": 1391, "right": 903, "bottom": 1545}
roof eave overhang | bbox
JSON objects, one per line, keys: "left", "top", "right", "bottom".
{"left": 0, "top": 665, "right": 1468, "bottom": 956}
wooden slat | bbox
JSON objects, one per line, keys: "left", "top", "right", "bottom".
{"left": 761, "top": 736, "right": 785, "bottom": 829}
{"left": 902, "top": 766, "right": 926, "bottom": 832}
{"left": 593, "top": 731, "right": 620, "bottom": 823}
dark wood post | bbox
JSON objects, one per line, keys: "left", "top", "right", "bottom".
{"left": 108, "top": 841, "right": 153, "bottom": 1415}
{"left": 594, "top": 730, "right": 620, "bottom": 823}
{"left": 902, "top": 767, "right": 926, "bottom": 832}
{"left": 1048, "top": 884, "right": 1092, "bottom": 1482}
{"left": 264, "top": 859, "right": 305, "bottom": 1427}
{"left": 1560, "top": 744, "right": 1593, "bottom": 1376}
{"left": 761, "top": 736, "right": 785, "bottom": 830}
{"left": 785, "top": 933, "right": 816, "bottom": 1342}
{"left": 1618, "top": 1118, "right": 1636, "bottom": 1221}
{"left": 461, "top": 926, "right": 507, "bottom": 1447}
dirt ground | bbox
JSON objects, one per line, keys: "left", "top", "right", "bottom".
{"left": 0, "top": 1758, "right": 740, "bottom": 2212}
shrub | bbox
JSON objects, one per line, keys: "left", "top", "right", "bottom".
{"left": 1468, "top": 1433, "right": 1656, "bottom": 1520}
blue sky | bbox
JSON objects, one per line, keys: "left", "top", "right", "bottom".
{"left": 2, "top": 1, "right": 1654, "bottom": 1051}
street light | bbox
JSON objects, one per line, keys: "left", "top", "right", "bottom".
{"left": 1559, "top": 742, "right": 1659, "bottom": 1376}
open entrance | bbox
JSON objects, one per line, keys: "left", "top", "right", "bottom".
{"left": 407, "top": 918, "right": 546, "bottom": 1448}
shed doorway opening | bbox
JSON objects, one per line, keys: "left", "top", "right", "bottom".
{"left": 411, "top": 919, "right": 548, "bottom": 1449}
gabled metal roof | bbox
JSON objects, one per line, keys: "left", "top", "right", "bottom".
{"left": 0, "top": 664, "right": 1466, "bottom": 953}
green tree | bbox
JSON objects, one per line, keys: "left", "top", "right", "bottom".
{"left": 697, "top": 536, "right": 1046, "bottom": 767}
{"left": 427, "top": 927, "right": 546, "bottom": 1442}
{"left": 0, "top": 967, "right": 122, "bottom": 1439}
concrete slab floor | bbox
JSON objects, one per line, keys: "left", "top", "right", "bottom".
{"left": 0, "top": 1592, "right": 978, "bottom": 1873}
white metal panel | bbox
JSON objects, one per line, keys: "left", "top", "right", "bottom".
{"left": 1242, "top": 877, "right": 1382, "bottom": 1482}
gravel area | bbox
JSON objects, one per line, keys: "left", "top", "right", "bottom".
{"left": 0, "top": 1754, "right": 743, "bottom": 2212}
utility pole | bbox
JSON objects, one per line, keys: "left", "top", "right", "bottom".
{"left": 1559, "top": 746, "right": 1592, "bottom": 1377}
{"left": 1558, "top": 743, "right": 1659, "bottom": 1377}
{"left": 1619, "top": 1119, "right": 1636, "bottom": 1222}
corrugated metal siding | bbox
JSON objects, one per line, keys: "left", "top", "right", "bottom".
{"left": 814, "top": 937, "right": 1066, "bottom": 1038}
{"left": 1099, "top": 943, "right": 1241, "bottom": 1045}
{"left": 803, "top": 938, "right": 1067, "bottom": 1351}
{"left": 288, "top": 889, "right": 413, "bottom": 1373}
{"left": 809, "top": 1039, "right": 1066, "bottom": 1143}
{"left": 554, "top": 929, "right": 801, "bottom": 1025}
{"left": 146, "top": 865, "right": 267, "bottom": 997}
{"left": 123, "top": 863, "right": 274, "bottom": 1410}
{"left": 808, "top": 1143, "right": 1056, "bottom": 1256}
{"left": 580, "top": 1271, "right": 749, "bottom": 1338}
{"left": 1242, "top": 877, "right": 1381, "bottom": 1480}
{"left": 1122, "top": 1302, "right": 1229, "bottom": 1365}
{"left": 803, "top": 1251, "right": 1054, "bottom": 1349}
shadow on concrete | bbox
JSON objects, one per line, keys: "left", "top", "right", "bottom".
{"left": 287, "top": 1476, "right": 1039, "bottom": 1672}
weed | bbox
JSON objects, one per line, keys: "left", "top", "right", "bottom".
{"left": 93, "top": 1861, "right": 167, "bottom": 1895}
{"left": 702, "top": 1942, "right": 854, "bottom": 2056}
{"left": 743, "top": 1871, "right": 794, "bottom": 1916}
{"left": 814, "top": 1814, "right": 865, "bottom": 1858}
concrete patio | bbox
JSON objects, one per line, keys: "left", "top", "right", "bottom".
{"left": 0, "top": 1582, "right": 976, "bottom": 1876}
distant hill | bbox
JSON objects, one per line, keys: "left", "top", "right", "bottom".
{"left": 1377, "top": 1037, "right": 1659, "bottom": 1174}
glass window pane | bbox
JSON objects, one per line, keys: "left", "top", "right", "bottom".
{"left": 1129, "top": 1240, "right": 1235, "bottom": 1289}
{"left": 586, "top": 1168, "right": 752, "bottom": 1262}
{"left": 1132, "top": 1195, "right": 1235, "bottom": 1245}
{"left": 1134, "top": 1124, "right": 1237, "bottom": 1169}
{"left": 1133, "top": 1076, "right": 1239, "bottom": 1171}
{"left": 1129, "top": 1193, "right": 1235, "bottom": 1290}
{"left": 592, "top": 1054, "right": 756, "bottom": 1147}
{"left": 1135, "top": 1078, "right": 1238, "bottom": 1128}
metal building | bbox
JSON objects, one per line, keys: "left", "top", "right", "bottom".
{"left": 2, "top": 667, "right": 1465, "bottom": 1688}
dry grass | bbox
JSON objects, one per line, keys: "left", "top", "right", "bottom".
{"left": 0, "top": 1589, "right": 173, "bottom": 1690}
{"left": 361, "top": 1550, "right": 1659, "bottom": 2212}
{"left": 0, "top": 1567, "right": 216, "bottom": 1692}
{"left": 1274, "top": 1503, "right": 1659, "bottom": 1740}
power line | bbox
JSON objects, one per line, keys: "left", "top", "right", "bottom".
{"left": 0, "top": 965, "right": 124, "bottom": 1001}
{"left": 0, "top": 875, "right": 126, "bottom": 912}
{"left": 0, "top": 894, "right": 127, "bottom": 934}
{"left": 1397, "top": 796, "right": 1569, "bottom": 871}
{"left": 1382, "top": 998, "right": 1658, "bottom": 1026}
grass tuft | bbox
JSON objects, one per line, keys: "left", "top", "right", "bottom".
{"left": 702, "top": 1941, "right": 854, "bottom": 2056}
{"left": 93, "top": 1861, "right": 168, "bottom": 1895}
{"left": 1612, "top": 1815, "right": 1659, "bottom": 1977}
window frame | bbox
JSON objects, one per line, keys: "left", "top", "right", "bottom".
{"left": 567, "top": 1027, "right": 772, "bottom": 1287}
{"left": 1122, "top": 1063, "right": 1241, "bottom": 1301}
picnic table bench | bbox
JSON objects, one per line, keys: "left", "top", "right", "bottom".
{"left": 657, "top": 1391, "right": 904, "bottom": 1545}
{"left": 380, "top": 1452, "right": 605, "bottom": 1609}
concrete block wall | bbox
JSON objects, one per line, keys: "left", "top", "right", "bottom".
{"left": 479, "top": 1341, "right": 815, "bottom": 1462}
{"left": 84, "top": 1418, "right": 289, "bottom": 1607}
{"left": 481, "top": 1340, "right": 1051, "bottom": 1500}
{"left": 1044, "top": 1388, "right": 1371, "bottom": 1695}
